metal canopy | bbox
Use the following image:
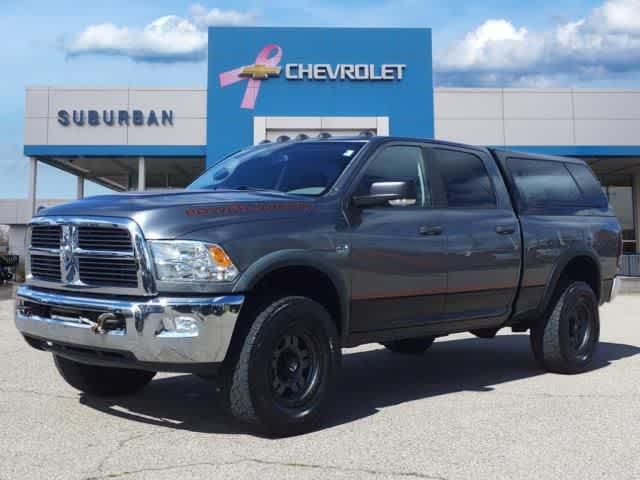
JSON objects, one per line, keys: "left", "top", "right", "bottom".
{"left": 36, "top": 156, "right": 205, "bottom": 192}
{"left": 584, "top": 157, "right": 640, "bottom": 186}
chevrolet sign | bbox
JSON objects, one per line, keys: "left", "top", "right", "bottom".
{"left": 285, "top": 64, "right": 406, "bottom": 81}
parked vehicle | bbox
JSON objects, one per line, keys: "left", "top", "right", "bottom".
{"left": 15, "top": 136, "right": 621, "bottom": 435}
{"left": 0, "top": 255, "right": 18, "bottom": 285}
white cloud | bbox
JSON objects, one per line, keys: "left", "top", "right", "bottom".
{"left": 592, "top": 0, "right": 640, "bottom": 32}
{"left": 188, "top": 4, "right": 258, "bottom": 29}
{"left": 439, "top": 20, "right": 537, "bottom": 71}
{"left": 66, "top": 5, "right": 258, "bottom": 63}
{"left": 436, "top": 0, "right": 640, "bottom": 86}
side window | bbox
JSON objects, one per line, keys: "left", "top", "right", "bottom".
{"left": 432, "top": 149, "right": 496, "bottom": 208}
{"left": 355, "top": 146, "right": 430, "bottom": 207}
{"left": 508, "top": 158, "right": 582, "bottom": 206}
{"left": 566, "top": 163, "right": 608, "bottom": 209}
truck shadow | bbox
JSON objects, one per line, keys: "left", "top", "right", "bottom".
{"left": 79, "top": 334, "right": 639, "bottom": 436}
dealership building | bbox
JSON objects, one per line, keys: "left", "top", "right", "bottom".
{"left": 6, "top": 26, "right": 640, "bottom": 273}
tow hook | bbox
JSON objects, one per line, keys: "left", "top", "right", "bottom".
{"left": 91, "top": 312, "right": 121, "bottom": 334}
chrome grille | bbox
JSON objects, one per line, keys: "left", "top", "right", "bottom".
{"left": 27, "top": 217, "right": 156, "bottom": 296}
{"left": 31, "top": 226, "right": 61, "bottom": 249}
{"left": 78, "top": 257, "right": 138, "bottom": 288}
{"left": 78, "top": 226, "right": 133, "bottom": 252}
{"left": 30, "top": 255, "right": 62, "bottom": 282}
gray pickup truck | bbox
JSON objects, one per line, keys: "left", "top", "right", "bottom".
{"left": 15, "top": 136, "right": 621, "bottom": 435}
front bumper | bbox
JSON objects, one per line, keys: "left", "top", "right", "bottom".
{"left": 15, "top": 285, "right": 243, "bottom": 371}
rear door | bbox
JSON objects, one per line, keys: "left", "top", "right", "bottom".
{"left": 428, "top": 146, "right": 521, "bottom": 322}
{"left": 348, "top": 143, "right": 447, "bottom": 332}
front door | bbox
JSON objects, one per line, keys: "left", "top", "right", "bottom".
{"left": 348, "top": 144, "right": 447, "bottom": 332}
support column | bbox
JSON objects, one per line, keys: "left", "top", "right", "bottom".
{"left": 633, "top": 173, "right": 640, "bottom": 254}
{"left": 137, "top": 156, "right": 146, "bottom": 192}
{"left": 27, "top": 157, "right": 38, "bottom": 217}
{"left": 76, "top": 175, "right": 85, "bottom": 200}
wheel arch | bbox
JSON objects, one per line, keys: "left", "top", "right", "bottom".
{"left": 231, "top": 249, "right": 350, "bottom": 340}
{"left": 539, "top": 249, "right": 602, "bottom": 318}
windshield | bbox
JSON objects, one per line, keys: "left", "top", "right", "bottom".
{"left": 188, "top": 141, "right": 366, "bottom": 196}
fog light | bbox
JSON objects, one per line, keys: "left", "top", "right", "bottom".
{"left": 174, "top": 316, "right": 199, "bottom": 335}
{"left": 160, "top": 315, "right": 199, "bottom": 337}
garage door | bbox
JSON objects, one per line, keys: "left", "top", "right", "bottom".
{"left": 254, "top": 116, "right": 389, "bottom": 144}
{"left": 265, "top": 128, "right": 371, "bottom": 141}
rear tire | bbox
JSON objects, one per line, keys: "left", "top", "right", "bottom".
{"left": 382, "top": 337, "right": 435, "bottom": 354}
{"left": 53, "top": 355, "right": 156, "bottom": 396}
{"left": 228, "top": 296, "right": 341, "bottom": 436}
{"left": 530, "top": 281, "right": 599, "bottom": 374}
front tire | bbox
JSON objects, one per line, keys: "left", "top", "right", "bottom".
{"left": 530, "top": 281, "right": 600, "bottom": 374}
{"left": 382, "top": 337, "right": 435, "bottom": 354}
{"left": 228, "top": 296, "right": 341, "bottom": 436}
{"left": 53, "top": 355, "right": 156, "bottom": 396}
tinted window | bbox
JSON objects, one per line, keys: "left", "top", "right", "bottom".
{"left": 356, "top": 146, "right": 430, "bottom": 207}
{"left": 566, "top": 163, "right": 608, "bottom": 208}
{"left": 508, "top": 158, "right": 582, "bottom": 206}
{"left": 188, "top": 141, "right": 364, "bottom": 195}
{"left": 432, "top": 149, "right": 496, "bottom": 208}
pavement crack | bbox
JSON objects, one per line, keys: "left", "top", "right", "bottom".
{"left": 90, "top": 431, "right": 172, "bottom": 477}
{"left": 240, "top": 457, "right": 447, "bottom": 479}
{"left": 497, "top": 391, "right": 637, "bottom": 399}
{"left": 83, "top": 461, "right": 238, "bottom": 480}
{"left": 84, "top": 457, "right": 446, "bottom": 480}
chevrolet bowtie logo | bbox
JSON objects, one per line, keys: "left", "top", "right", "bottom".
{"left": 239, "top": 64, "right": 281, "bottom": 80}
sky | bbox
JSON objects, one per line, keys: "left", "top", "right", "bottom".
{"left": 2, "top": 0, "right": 640, "bottom": 198}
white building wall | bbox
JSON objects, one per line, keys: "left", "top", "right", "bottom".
{"left": 25, "top": 86, "right": 640, "bottom": 148}
{"left": 434, "top": 88, "right": 640, "bottom": 146}
{"left": 8, "top": 226, "right": 27, "bottom": 258}
{"left": 0, "top": 199, "right": 68, "bottom": 226}
{"left": 25, "top": 87, "right": 207, "bottom": 147}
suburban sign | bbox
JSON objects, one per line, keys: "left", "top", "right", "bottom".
{"left": 57, "top": 109, "right": 174, "bottom": 127}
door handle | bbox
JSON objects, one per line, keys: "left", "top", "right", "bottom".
{"left": 419, "top": 225, "right": 443, "bottom": 236}
{"left": 495, "top": 225, "right": 516, "bottom": 235}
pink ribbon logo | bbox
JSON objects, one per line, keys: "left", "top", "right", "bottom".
{"left": 219, "top": 44, "right": 283, "bottom": 110}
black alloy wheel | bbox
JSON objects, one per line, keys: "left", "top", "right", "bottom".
{"left": 270, "top": 332, "right": 321, "bottom": 408}
{"left": 566, "top": 297, "right": 597, "bottom": 362}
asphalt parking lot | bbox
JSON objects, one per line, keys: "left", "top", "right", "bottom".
{"left": 1, "top": 284, "right": 639, "bottom": 480}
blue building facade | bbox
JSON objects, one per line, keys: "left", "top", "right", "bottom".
{"left": 207, "top": 27, "right": 434, "bottom": 164}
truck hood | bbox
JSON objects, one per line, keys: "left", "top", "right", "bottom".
{"left": 37, "top": 189, "right": 316, "bottom": 239}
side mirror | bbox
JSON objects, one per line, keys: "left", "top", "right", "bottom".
{"left": 352, "top": 181, "right": 417, "bottom": 207}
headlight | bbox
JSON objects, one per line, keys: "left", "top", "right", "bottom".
{"left": 149, "top": 240, "right": 239, "bottom": 282}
